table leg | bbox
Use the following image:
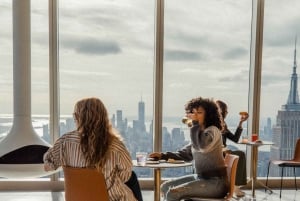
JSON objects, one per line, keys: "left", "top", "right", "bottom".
{"left": 251, "top": 145, "right": 258, "bottom": 197}
{"left": 248, "top": 145, "right": 273, "bottom": 198}
{"left": 154, "top": 168, "right": 161, "bottom": 201}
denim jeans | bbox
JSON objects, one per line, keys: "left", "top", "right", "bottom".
{"left": 161, "top": 174, "right": 228, "bottom": 201}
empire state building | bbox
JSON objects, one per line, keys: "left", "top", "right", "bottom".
{"left": 271, "top": 39, "right": 300, "bottom": 177}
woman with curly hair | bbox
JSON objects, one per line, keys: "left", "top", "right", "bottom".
{"left": 149, "top": 97, "right": 228, "bottom": 201}
{"left": 43, "top": 97, "right": 142, "bottom": 201}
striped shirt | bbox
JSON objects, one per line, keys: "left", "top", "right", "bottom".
{"left": 43, "top": 130, "right": 137, "bottom": 201}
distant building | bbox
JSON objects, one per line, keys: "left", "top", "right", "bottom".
{"left": 138, "top": 98, "right": 145, "bottom": 124}
{"left": 116, "top": 110, "right": 123, "bottom": 129}
{"left": 111, "top": 99, "right": 192, "bottom": 178}
{"left": 271, "top": 39, "right": 300, "bottom": 176}
{"left": 263, "top": 117, "right": 272, "bottom": 139}
{"left": 111, "top": 114, "right": 115, "bottom": 128}
{"left": 136, "top": 98, "right": 146, "bottom": 132}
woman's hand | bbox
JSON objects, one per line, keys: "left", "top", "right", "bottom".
{"left": 240, "top": 113, "right": 249, "bottom": 122}
{"left": 238, "top": 112, "right": 249, "bottom": 127}
{"left": 44, "top": 164, "right": 52, "bottom": 172}
{"left": 148, "top": 152, "right": 162, "bottom": 160}
{"left": 239, "top": 112, "right": 249, "bottom": 122}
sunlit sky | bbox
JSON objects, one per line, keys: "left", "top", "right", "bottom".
{"left": 1, "top": 0, "right": 300, "bottom": 125}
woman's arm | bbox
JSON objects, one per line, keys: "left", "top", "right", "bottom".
{"left": 223, "top": 126, "right": 243, "bottom": 143}
{"left": 149, "top": 143, "right": 193, "bottom": 162}
{"left": 112, "top": 140, "right": 133, "bottom": 183}
{"left": 43, "top": 136, "right": 65, "bottom": 171}
{"left": 161, "top": 143, "right": 193, "bottom": 161}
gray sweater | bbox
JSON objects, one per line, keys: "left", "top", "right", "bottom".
{"left": 161, "top": 125, "right": 226, "bottom": 179}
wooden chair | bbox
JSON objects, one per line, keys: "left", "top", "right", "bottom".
{"left": 182, "top": 154, "right": 239, "bottom": 201}
{"left": 63, "top": 166, "right": 109, "bottom": 201}
{"left": 265, "top": 138, "right": 300, "bottom": 198}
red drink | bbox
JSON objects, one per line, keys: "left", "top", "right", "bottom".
{"left": 251, "top": 134, "right": 258, "bottom": 142}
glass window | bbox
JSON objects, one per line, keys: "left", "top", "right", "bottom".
{"left": 58, "top": 0, "right": 155, "bottom": 178}
{"left": 163, "top": 0, "right": 252, "bottom": 177}
{"left": 31, "top": 0, "right": 50, "bottom": 143}
{"left": 260, "top": 0, "right": 300, "bottom": 177}
{"left": 0, "top": 1, "right": 13, "bottom": 140}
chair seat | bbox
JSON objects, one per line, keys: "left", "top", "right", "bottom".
{"left": 271, "top": 160, "right": 300, "bottom": 167}
{"left": 278, "top": 161, "right": 300, "bottom": 167}
{"left": 266, "top": 138, "right": 300, "bottom": 198}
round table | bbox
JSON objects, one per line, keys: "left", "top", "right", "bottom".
{"left": 133, "top": 160, "right": 193, "bottom": 201}
{"left": 239, "top": 140, "right": 274, "bottom": 198}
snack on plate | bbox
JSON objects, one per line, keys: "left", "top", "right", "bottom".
{"left": 167, "top": 158, "right": 185, "bottom": 163}
{"left": 167, "top": 158, "right": 175, "bottom": 163}
{"left": 146, "top": 160, "right": 159, "bottom": 164}
{"left": 239, "top": 111, "right": 248, "bottom": 115}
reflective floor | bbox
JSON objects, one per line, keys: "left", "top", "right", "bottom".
{"left": 0, "top": 188, "right": 299, "bottom": 201}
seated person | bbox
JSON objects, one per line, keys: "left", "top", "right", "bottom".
{"left": 149, "top": 97, "right": 228, "bottom": 201}
{"left": 43, "top": 97, "right": 143, "bottom": 201}
{"left": 216, "top": 100, "right": 248, "bottom": 197}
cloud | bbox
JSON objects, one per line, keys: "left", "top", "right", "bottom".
{"left": 261, "top": 73, "right": 289, "bottom": 87}
{"left": 75, "top": 39, "right": 121, "bottom": 55}
{"left": 61, "top": 37, "right": 121, "bottom": 55}
{"left": 264, "top": 16, "right": 300, "bottom": 48}
{"left": 0, "top": 79, "right": 12, "bottom": 92}
{"left": 164, "top": 50, "right": 204, "bottom": 61}
{"left": 169, "top": 82, "right": 191, "bottom": 88}
{"left": 264, "top": 31, "right": 298, "bottom": 48}
{"left": 60, "top": 69, "right": 112, "bottom": 77}
{"left": 218, "top": 69, "right": 249, "bottom": 82}
{"left": 179, "top": 68, "right": 202, "bottom": 73}
{"left": 222, "top": 47, "right": 248, "bottom": 59}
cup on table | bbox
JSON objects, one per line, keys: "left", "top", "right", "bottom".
{"left": 241, "top": 136, "right": 249, "bottom": 143}
{"left": 136, "top": 152, "right": 147, "bottom": 166}
{"left": 251, "top": 134, "right": 258, "bottom": 142}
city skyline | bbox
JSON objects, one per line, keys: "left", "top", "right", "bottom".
{"left": 1, "top": 1, "right": 300, "bottom": 120}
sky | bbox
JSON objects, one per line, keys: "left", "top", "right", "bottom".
{"left": 1, "top": 0, "right": 300, "bottom": 126}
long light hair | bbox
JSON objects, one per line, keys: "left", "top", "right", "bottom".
{"left": 73, "top": 97, "right": 121, "bottom": 168}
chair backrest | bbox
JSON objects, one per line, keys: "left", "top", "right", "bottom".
{"left": 293, "top": 138, "right": 300, "bottom": 161}
{"left": 224, "top": 154, "right": 239, "bottom": 200}
{"left": 63, "top": 166, "right": 109, "bottom": 201}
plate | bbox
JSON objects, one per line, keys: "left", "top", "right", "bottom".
{"left": 146, "top": 161, "right": 159, "bottom": 164}
{"left": 167, "top": 160, "right": 185, "bottom": 164}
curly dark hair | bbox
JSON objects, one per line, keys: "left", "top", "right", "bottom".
{"left": 184, "top": 97, "right": 223, "bottom": 130}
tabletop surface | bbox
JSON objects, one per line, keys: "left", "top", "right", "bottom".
{"left": 239, "top": 140, "right": 274, "bottom": 146}
{"left": 133, "top": 160, "right": 193, "bottom": 168}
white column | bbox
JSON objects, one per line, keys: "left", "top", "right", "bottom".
{"left": 0, "top": 0, "right": 49, "bottom": 158}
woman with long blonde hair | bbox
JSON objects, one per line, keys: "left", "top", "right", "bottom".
{"left": 44, "top": 97, "right": 142, "bottom": 201}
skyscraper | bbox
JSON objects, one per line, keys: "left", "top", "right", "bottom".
{"left": 134, "top": 98, "right": 146, "bottom": 132}
{"left": 138, "top": 98, "right": 145, "bottom": 124}
{"left": 116, "top": 110, "right": 123, "bottom": 130}
{"left": 271, "top": 38, "right": 300, "bottom": 176}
